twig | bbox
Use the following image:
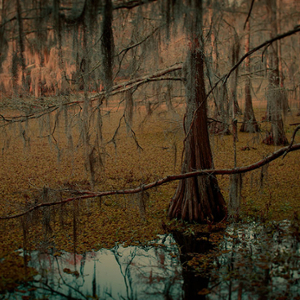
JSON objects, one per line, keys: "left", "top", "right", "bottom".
{"left": 0, "top": 65, "right": 183, "bottom": 127}
{"left": 243, "top": 0, "right": 255, "bottom": 30}
{"left": 283, "top": 125, "right": 300, "bottom": 159}
{"left": 1, "top": 143, "right": 300, "bottom": 220}
{"left": 206, "top": 26, "right": 300, "bottom": 99}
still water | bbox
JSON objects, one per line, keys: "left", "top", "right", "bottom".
{"left": 7, "top": 234, "right": 184, "bottom": 299}
{"left": 4, "top": 221, "right": 300, "bottom": 299}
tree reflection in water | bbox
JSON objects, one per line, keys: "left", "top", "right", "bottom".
{"left": 208, "top": 221, "right": 300, "bottom": 300}
{"left": 6, "top": 221, "right": 300, "bottom": 299}
{"left": 9, "top": 234, "right": 184, "bottom": 300}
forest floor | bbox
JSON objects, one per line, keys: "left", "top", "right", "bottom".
{"left": 0, "top": 97, "right": 300, "bottom": 295}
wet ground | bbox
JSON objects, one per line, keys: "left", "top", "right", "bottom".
{"left": 3, "top": 220, "right": 300, "bottom": 299}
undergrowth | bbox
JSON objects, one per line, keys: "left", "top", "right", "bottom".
{"left": 0, "top": 101, "right": 299, "bottom": 293}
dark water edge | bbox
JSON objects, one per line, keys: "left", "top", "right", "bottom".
{"left": 3, "top": 220, "right": 300, "bottom": 300}
{"left": 208, "top": 220, "right": 300, "bottom": 300}
{"left": 5, "top": 234, "right": 184, "bottom": 300}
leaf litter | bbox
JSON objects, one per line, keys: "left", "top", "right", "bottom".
{"left": 0, "top": 104, "right": 299, "bottom": 296}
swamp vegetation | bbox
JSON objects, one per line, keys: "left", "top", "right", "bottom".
{"left": 0, "top": 102, "right": 300, "bottom": 298}
{"left": 0, "top": 0, "right": 300, "bottom": 298}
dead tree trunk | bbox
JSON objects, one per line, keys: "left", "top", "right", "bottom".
{"left": 15, "top": 0, "right": 26, "bottom": 91}
{"left": 240, "top": 18, "right": 259, "bottom": 133}
{"left": 276, "top": 0, "right": 289, "bottom": 114}
{"left": 230, "top": 26, "right": 242, "bottom": 117}
{"left": 207, "top": 4, "right": 231, "bottom": 135}
{"left": 265, "top": 0, "right": 288, "bottom": 146}
{"left": 168, "top": 43, "right": 226, "bottom": 223}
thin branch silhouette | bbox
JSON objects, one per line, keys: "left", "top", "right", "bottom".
{"left": 1, "top": 142, "right": 300, "bottom": 220}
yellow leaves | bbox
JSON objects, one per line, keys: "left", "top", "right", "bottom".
{"left": 187, "top": 259, "right": 199, "bottom": 267}
{"left": 0, "top": 105, "right": 299, "bottom": 294}
{"left": 198, "top": 288, "right": 210, "bottom": 295}
{"left": 0, "top": 252, "right": 38, "bottom": 293}
{"left": 63, "top": 268, "right": 79, "bottom": 278}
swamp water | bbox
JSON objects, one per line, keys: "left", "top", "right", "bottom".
{"left": 4, "top": 220, "right": 300, "bottom": 299}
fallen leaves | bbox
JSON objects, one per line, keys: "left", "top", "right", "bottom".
{"left": 0, "top": 105, "right": 299, "bottom": 294}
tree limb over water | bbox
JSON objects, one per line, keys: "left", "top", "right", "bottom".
{"left": 1, "top": 142, "right": 300, "bottom": 220}
{"left": 206, "top": 26, "right": 300, "bottom": 99}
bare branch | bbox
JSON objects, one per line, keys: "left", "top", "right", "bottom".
{"left": 0, "top": 65, "right": 183, "bottom": 127}
{"left": 113, "top": 0, "right": 158, "bottom": 10}
{"left": 1, "top": 143, "right": 300, "bottom": 220}
{"left": 283, "top": 125, "right": 300, "bottom": 158}
{"left": 118, "top": 26, "right": 162, "bottom": 56}
{"left": 91, "top": 63, "right": 183, "bottom": 100}
{"left": 0, "top": 106, "right": 59, "bottom": 127}
{"left": 243, "top": 0, "right": 255, "bottom": 29}
{"left": 207, "top": 26, "right": 300, "bottom": 99}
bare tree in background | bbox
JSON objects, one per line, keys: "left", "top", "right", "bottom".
{"left": 1, "top": 0, "right": 300, "bottom": 224}
{"left": 240, "top": 15, "right": 259, "bottom": 133}
{"left": 265, "top": 0, "right": 288, "bottom": 145}
{"left": 276, "top": 0, "right": 289, "bottom": 114}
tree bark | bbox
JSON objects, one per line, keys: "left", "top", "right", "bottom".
{"left": 168, "top": 43, "right": 226, "bottom": 223}
{"left": 15, "top": 0, "right": 26, "bottom": 90}
{"left": 240, "top": 18, "right": 259, "bottom": 133}
{"left": 230, "top": 24, "right": 242, "bottom": 117}
{"left": 265, "top": 0, "right": 288, "bottom": 146}
{"left": 276, "top": 0, "right": 289, "bottom": 114}
{"left": 208, "top": 3, "right": 231, "bottom": 135}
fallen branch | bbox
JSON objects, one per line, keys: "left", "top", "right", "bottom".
{"left": 1, "top": 143, "right": 300, "bottom": 220}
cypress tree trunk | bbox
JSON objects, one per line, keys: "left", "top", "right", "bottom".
{"left": 168, "top": 42, "right": 226, "bottom": 223}
{"left": 16, "top": 0, "right": 26, "bottom": 90}
{"left": 240, "top": 19, "right": 259, "bottom": 133}
{"left": 230, "top": 27, "right": 242, "bottom": 117}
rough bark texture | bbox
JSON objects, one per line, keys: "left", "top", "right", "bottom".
{"left": 240, "top": 19, "right": 259, "bottom": 133}
{"left": 168, "top": 44, "right": 226, "bottom": 223}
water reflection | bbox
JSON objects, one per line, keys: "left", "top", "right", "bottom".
{"left": 9, "top": 235, "right": 184, "bottom": 300}
{"left": 6, "top": 220, "right": 300, "bottom": 299}
{"left": 208, "top": 220, "right": 300, "bottom": 299}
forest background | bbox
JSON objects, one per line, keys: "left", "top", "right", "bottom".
{"left": 0, "top": 0, "right": 300, "bottom": 294}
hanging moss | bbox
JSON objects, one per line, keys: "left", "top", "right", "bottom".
{"left": 87, "top": 0, "right": 101, "bottom": 31}
{"left": 101, "top": 0, "right": 114, "bottom": 92}
{"left": 125, "top": 89, "right": 134, "bottom": 132}
{"left": 0, "top": 26, "right": 8, "bottom": 73}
